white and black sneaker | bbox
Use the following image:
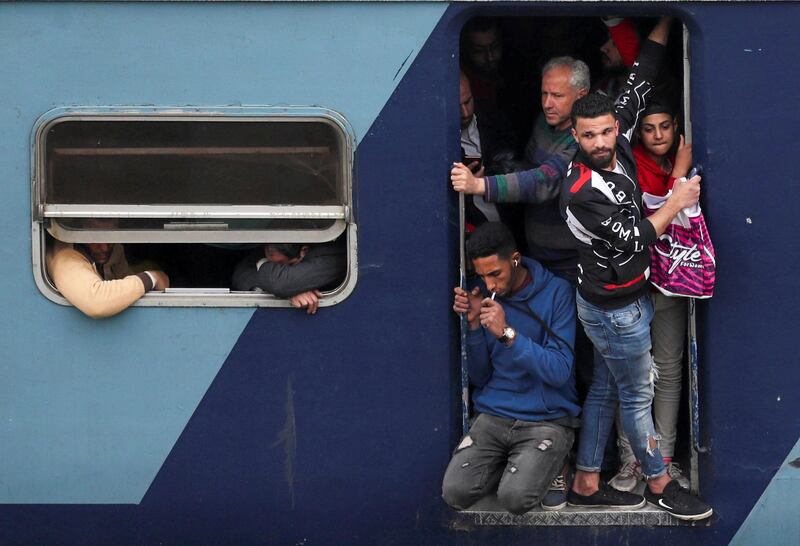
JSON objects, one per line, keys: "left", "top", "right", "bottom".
{"left": 644, "top": 480, "right": 713, "bottom": 521}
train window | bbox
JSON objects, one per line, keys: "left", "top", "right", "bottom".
{"left": 31, "top": 107, "right": 357, "bottom": 308}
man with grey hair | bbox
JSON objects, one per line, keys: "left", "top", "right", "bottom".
{"left": 452, "top": 55, "right": 589, "bottom": 282}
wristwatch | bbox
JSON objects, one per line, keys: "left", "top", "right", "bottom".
{"left": 498, "top": 326, "right": 516, "bottom": 345}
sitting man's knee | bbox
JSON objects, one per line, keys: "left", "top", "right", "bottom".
{"left": 442, "top": 480, "right": 473, "bottom": 510}
{"left": 497, "top": 485, "right": 539, "bottom": 515}
{"left": 497, "top": 476, "right": 544, "bottom": 515}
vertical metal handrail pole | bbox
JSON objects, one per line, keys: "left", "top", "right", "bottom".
{"left": 683, "top": 22, "right": 703, "bottom": 495}
{"left": 687, "top": 298, "right": 701, "bottom": 495}
{"left": 459, "top": 192, "right": 470, "bottom": 435}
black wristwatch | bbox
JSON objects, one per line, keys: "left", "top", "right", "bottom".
{"left": 498, "top": 326, "right": 516, "bottom": 345}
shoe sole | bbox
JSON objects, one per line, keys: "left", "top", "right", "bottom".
{"left": 567, "top": 498, "right": 646, "bottom": 510}
{"left": 540, "top": 501, "right": 567, "bottom": 511}
{"left": 646, "top": 501, "right": 713, "bottom": 521}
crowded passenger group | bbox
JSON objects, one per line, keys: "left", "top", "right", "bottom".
{"left": 445, "top": 15, "right": 713, "bottom": 521}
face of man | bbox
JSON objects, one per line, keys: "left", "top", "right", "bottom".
{"left": 541, "top": 65, "right": 587, "bottom": 131}
{"left": 83, "top": 218, "right": 118, "bottom": 265}
{"left": 572, "top": 114, "right": 619, "bottom": 170}
{"left": 471, "top": 253, "right": 520, "bottom": 298}
{"left": 600, "top": 38, "right": 624, "bottom": 69}
{"left": 466, "top": 27, "right": 502, "bottom": 76}
{"left": 460, "top": 74, "right": 475, "bottom": 130}
{"left": 86, "top": 243, "right": 113, "bottom": 265}
{"left": 638, "top": 113, "right": 676, "bottom": 158}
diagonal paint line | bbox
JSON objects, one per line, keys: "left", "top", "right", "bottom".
{"left": 393, "top": 49, "right": 415, "bottom": 81}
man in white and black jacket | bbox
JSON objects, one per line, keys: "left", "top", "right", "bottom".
{"left": 561, "top": 17, "right": 713, "bottom": 521}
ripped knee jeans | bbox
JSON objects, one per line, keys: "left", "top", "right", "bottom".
{"left": 442, "top": 413, "right": 573, "bottom": 514}
{"left": 574, "top": 292, "right": 667, "bottom": 480}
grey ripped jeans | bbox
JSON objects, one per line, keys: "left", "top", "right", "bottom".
{"left": 442, "top": 412, "right": 573, "bottom": 515}
{"left": 617, "top": 292, "right": 688, "bottom": 461}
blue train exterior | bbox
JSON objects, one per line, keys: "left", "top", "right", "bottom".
{"left": 1, "top": 2, "right": 798, "bottom": 544}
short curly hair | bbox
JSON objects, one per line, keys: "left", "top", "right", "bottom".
{"left": 465, "top": 222, "right": 517, "bottom": 261}
{"left": 570, "top": 92, "right": 616, "bottom": 128}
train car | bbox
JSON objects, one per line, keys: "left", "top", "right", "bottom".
{"left": 1, "top": 1, "right": 798, "bottom": 544}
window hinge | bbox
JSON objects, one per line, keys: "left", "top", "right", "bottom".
{"left": 32, "top": 178, "right": 43, "bottom": 222}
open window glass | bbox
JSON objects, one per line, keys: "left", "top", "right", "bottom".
{"left": 34, "top": 109, "right": 351, "bottom": 244}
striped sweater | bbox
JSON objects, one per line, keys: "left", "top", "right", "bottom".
{"left": 483, "top": 115, "right": 579, "bottom": 269}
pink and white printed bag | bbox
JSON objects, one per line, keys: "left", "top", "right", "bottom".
{"left": 642, "top": 192, "right": 716, "bottom": 299}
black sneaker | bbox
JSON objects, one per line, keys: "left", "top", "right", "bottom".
{"left": 644, "top": 480, "right": 713, "bottom": 521}
{"left": 567, "top": 482, "right": 646, "bottom": 510}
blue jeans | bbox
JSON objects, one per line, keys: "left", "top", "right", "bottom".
{"left": 618, "top": 292, "right": 688, "bottom": 461}
{"left": 575, "top": 292, "right": 666, "bottom": 479}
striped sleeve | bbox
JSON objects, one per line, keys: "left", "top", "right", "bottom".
{"left": 484, "top": 140, "right": 576, "bottom": 204}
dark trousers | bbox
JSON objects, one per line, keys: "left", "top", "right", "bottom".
{"left": 442, "top": 413, "right": 574, "bottom": 515}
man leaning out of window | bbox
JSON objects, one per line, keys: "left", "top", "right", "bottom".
{"left": 46, "top": 219, "right": 169, "bottom": 319}
{"left": 231, "top": 238, "right": 346, "bottom": 314}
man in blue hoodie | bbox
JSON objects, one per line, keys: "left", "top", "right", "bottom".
{"left": 442, "top": 222, "right": 579, "bottom": 514}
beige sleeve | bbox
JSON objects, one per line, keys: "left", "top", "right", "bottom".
{"left": 47, "top": 244, "right": 146, "bottom": 319}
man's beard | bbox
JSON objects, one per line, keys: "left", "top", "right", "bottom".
{"left": 586, "top": 148, "right": 615, "bottom": 170}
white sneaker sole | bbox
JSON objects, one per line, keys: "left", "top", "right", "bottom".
{"left": 540, "top": 500, "right": 567, "bottom": 511}
{"left": 647, "top": 500, "right": 714, "bottom": 521}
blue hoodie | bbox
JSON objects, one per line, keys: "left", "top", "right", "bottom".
{"left": 467, "top": 257, "right": 580, "bottom": 422}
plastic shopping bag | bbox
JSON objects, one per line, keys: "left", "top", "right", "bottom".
{"left": 642, "top": 192, "right": 716, "bottom": 298}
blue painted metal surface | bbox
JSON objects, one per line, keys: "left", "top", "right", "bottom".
{"left": 0, "top": 0, "right": 446, "bottom": 505}
{"left": 730, "top": 437, "right": 800, "bottom": 546}
{"left": 0, "top": 1, "right": 799, "bottom": 545}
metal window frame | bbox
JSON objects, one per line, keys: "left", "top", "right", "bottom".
{"left": 31, "top": 106, "right": 357, "bottom": 308}
{"left": 45, "top": 205, "right": 348, "bottom": 244}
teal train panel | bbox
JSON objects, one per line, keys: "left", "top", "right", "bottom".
{"left": 0, "top": 1, "right": 446, "bottom": 504}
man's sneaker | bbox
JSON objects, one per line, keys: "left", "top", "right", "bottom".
{"left": 609, "top": 460, "right": 642, "bottom": 492}
{"left": 567, "top": 482, "right": 646, "bottom": 510}
{"left": 667, "top": 462, "right": 691, "bottom": 490}
{"left": 644, "top": 480, "right": 713, "bottom": 521}
{"left": 541, "top": 474, "right": 567, "bottom": 511}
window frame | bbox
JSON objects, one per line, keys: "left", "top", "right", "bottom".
{"left": 31, "top": 106, "right": 357, "bottom": 308}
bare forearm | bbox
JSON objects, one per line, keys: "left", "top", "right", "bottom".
{"left": 648, "top": 16, "right": 672, "bottom": 46}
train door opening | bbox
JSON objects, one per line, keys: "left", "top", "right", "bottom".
{"left": 452, "top": 12, "right": 707, "bottom": 527}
